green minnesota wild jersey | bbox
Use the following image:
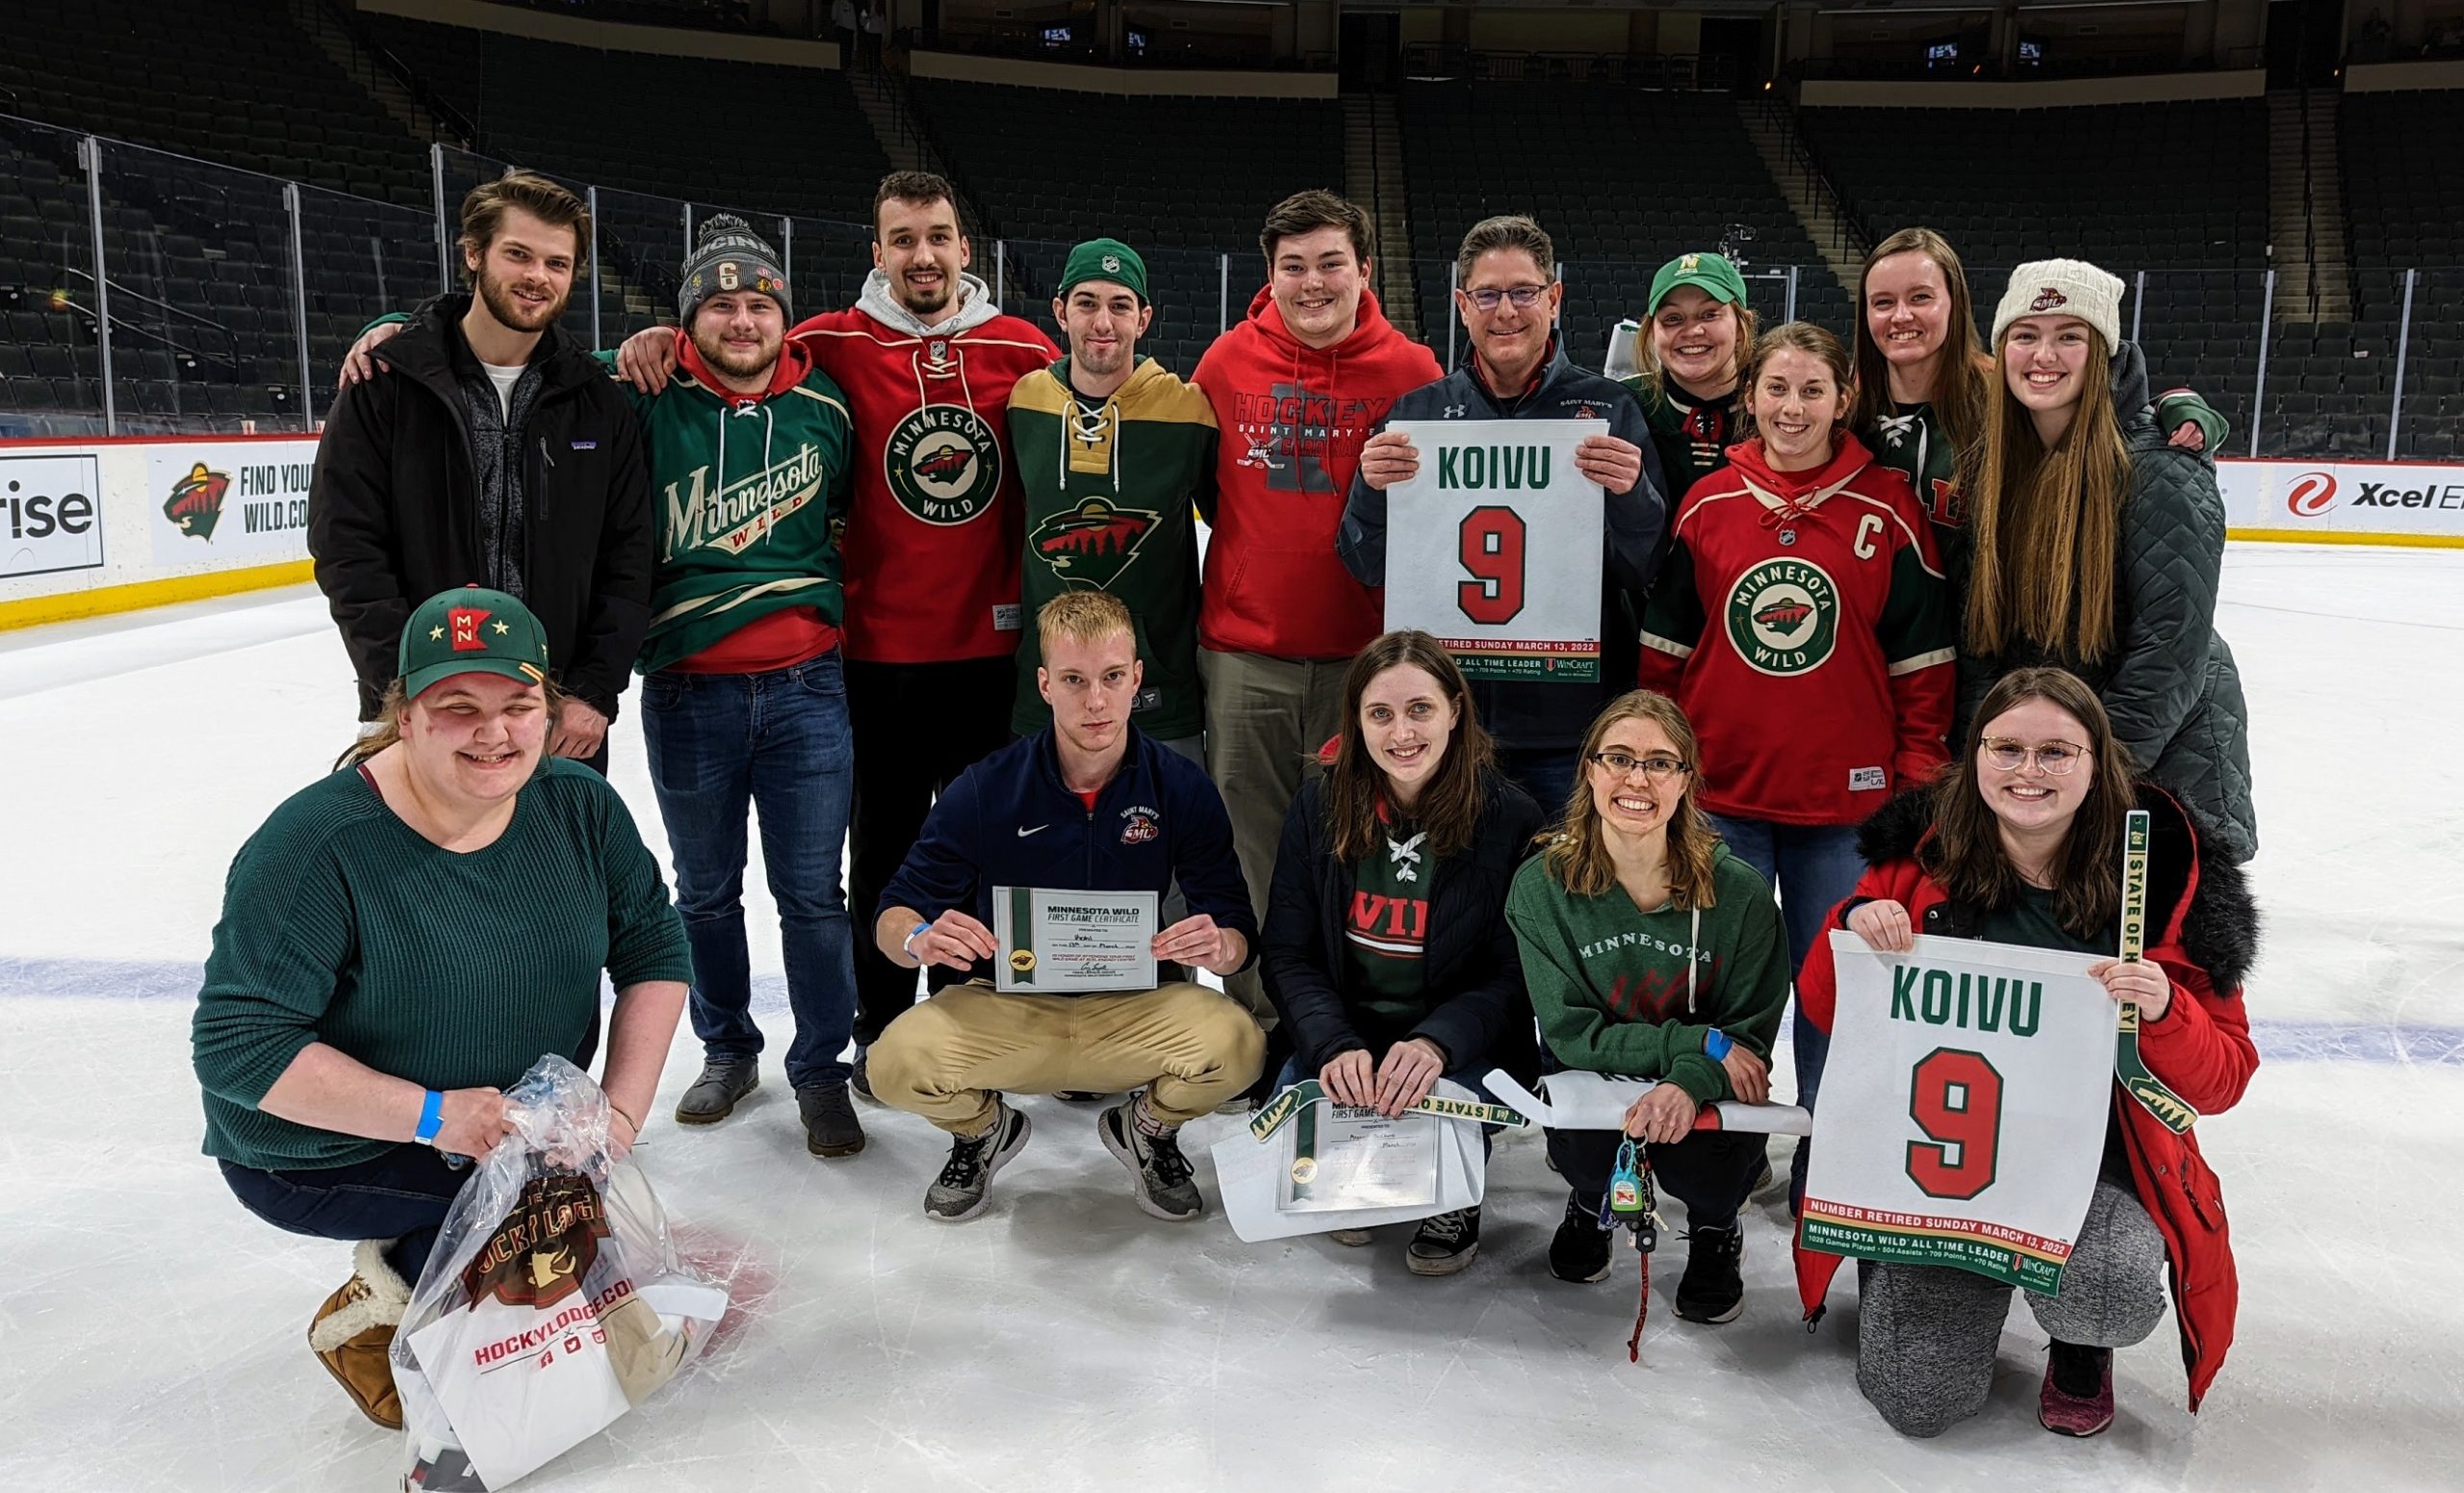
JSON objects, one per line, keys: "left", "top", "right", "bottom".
{"left": 1006, "top": 356, "right": 1216, "bottom": 738}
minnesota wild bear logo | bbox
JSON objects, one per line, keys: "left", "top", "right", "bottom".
{"left": 886, "top": 404, "right": 1004, "bottom": 526}
{"left": 164, "top": 462, "right": 231, "bottom": 542}
{"left": 1725, "top": 557, "right": 1839, "bottom": 677}
{"left": 459, "top": 1171, "right": 612, "bottom": 1311}
{"left": 1030, "top": 498, "right": 1161, "bottom": 589}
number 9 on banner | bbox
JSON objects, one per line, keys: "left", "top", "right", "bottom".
{"left": 1905, "top": 1047, "right": 2003, "bottom": 1201}
{"left": 1456, "top": 505, "right": 1527, "bottom": 625}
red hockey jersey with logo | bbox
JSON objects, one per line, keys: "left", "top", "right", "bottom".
{"left": 1637, "top": 433, "right": 1955, "bottom": 826}
{"left": 786, "top": 272, "right": 1059, "bottom": 663}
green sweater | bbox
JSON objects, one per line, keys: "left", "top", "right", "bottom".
{"left": 1006, "top": 356, "right": 1216, "bottom": 738}
{"left": 192, "top": 759, "right": 694, "bottom": 1171}
{"left": 1503, "top": 843, "right": 1789, "bottom": 1104}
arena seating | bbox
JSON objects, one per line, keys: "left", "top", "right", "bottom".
{"left": 2339, "top": 90, "right": 2464, "bottom": 459}
{"left": 1800, "top": 100, "right": 2272, "bottom": 449}
{"left": 1399, "top": 81, "right": 1856, "bottom": 373}
{"left": 905, "top": 80, "right": 1347, "bottom": 374}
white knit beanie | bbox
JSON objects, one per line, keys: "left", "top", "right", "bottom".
{"left": 1991, "top": 259, "right": 2124, "bottom": 348}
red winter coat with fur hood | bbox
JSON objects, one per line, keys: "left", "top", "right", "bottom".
{"left": 1792, "top": 782, "right": 2260, "bottom": 1410}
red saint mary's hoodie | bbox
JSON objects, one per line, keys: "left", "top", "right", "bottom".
{"left": 784, "top": 270, "right": 1058, "bottom": 664}
{"left": 1194, "top": 286, "right": 1440, "bottom": 659}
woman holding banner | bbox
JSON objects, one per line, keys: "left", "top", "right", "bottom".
{"left": 1260, "top": 630, "right": 1546, "bottom": 1276}
{"left": 1957, "top": 259, "right": 2257, "bottom": 862}
{"left": 1796, "top": 666, "right": 2259, "bottom": 1438}
{"left": 1503, "top": 691, "right": 1789, "bottom": 1318}
{"left": 1638, "top": 322, "right": 1957, "bottom": 1209}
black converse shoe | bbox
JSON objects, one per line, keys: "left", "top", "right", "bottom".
{"left": 1405, "top": 1207, "right": 1482, "bottom": 1276}
{"left": 923, "top": 1102, "right": 1030, "bottom": 1223}
{"left": 672, "top": 1059, "right": 758, "bottom": 1124}
{"left": 1549, "top": 1192, "right": 1615, "bottom": 1283}
{"left": 1054, "top": 1091, "right": 1110, "bottom": 1103}
{"left": 1326, "top": 1227, "right": 1376, "bottom": 1247}
{"left": 848, "top": 1047, "right": 876, "bottom": 1102}
{"left": 1098, "top": 1099, "right": 1204, "bottom": 1221}
{"left": 1674, "top": 1222, "right": 1746, "bottom": 1324}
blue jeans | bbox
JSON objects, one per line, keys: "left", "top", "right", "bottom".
{"left": 1498, "top": 745, "right": 1578, "bottom": 824}
{"left": 1707, "top": 813, "right": 1864, "bottom": 1199}
{"left": 643, "top": 650, "right": 858, "bottom": 1091}
{"left": 220, "top": 1147, "right": 467, "bottom": 1281}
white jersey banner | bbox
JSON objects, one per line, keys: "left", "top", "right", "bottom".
{"left": 1799, "top": 932, "right": 2115, "bottom": 1294}
{"left": 1382, "top": 419, "right": 1604, "bottom": 682}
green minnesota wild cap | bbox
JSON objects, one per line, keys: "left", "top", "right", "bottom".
{"left": 1649, "top": 251, "right": 1750, "bottom": 314}
{"left": 398, "top": 585, "right": 551, "bottom": 699}
{"left": 1058, "top": 238, "right": 1149, "bottom": 303}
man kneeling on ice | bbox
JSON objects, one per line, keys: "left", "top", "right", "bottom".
{"left": 869, "top": 590, "right": 1264, "bottom": 1223}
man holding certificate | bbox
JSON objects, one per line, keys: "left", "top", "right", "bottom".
{"left": 868, "top": 592, "right": 1265, "bottom": 1224}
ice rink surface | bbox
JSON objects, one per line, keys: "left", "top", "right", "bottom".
{"left": 2, "top": 543, "right": 2459, "bottom": 1491}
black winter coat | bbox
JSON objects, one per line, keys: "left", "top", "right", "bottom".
{"left": 308, "top": 295, "right": 654, "bottom": 720}
{"left": 1261, "top": 768, "right": 1547, "bottom": 1079}
{"left": 1958, "top": 345, "right": 2257, "bottom": 862}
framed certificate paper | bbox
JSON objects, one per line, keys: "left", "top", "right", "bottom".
{"left": 1277, "top": 1101, "right": 1441, "bottom": 1213}
{"left": 993, "top": 887, "right": 1158, "bottom": 993}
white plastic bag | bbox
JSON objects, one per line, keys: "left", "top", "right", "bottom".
{"left": 1212, "top": 1079, "right": 1526, "bottom": 1244}
{"left": 391, "top": 1056, "right": 728, "bottom": 1491}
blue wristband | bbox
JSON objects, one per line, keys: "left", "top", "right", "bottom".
{"left": 414, "top": 1088, "right": 445, "bottom": 1145}
{"left": 1704, "top": 1029, "right": 1733, "bottom": 1062}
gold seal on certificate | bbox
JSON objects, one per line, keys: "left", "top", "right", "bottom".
{"left": 993, "top": 887, "right": 1158, "bottom": 993}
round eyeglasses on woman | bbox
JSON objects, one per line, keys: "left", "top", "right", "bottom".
{"left": 1980, "top": 737, "right": 2090, "bottom": 775}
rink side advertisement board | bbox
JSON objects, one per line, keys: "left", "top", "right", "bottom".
{"left": 146, "top": 439, "right": 319, "bottom": 566}
{"left": 1382, "top": 419, "right": 1604, "bottom": 682}
{"left": 1799, "top": 933, "right": 2115, "bottom": 1294}
{"left": 2220, "top": 458, "right": 2464, "bottom": 546}
{"left": 0, "top": 450, "right": 104, "bottom": 578}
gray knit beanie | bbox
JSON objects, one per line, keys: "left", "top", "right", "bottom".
{"left": 678, "top": 214, "right": 789, "bottom": 322}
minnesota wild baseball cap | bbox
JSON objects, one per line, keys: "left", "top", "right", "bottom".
{"left": 1649, "top": 252, "right": 1749, "bottom": 314}
{"left": 398, "top": 585, "right": 551, "bottom": 699}
{"left": 1058, "top": 238, "right": 1148, "bottom": 303}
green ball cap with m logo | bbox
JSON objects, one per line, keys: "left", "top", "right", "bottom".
{"left": 398, "top": 585, "right": 552, "bottom": 699}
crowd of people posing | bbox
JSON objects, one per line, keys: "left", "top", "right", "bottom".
{"left": 189, "top": 167, "right": 2261, "bottom": 1447}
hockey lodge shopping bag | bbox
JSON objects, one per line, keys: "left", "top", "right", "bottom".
{"left": 1799, "top": 932, "right": 2115, "bottom": 1293}
{"left": 392, "top": 1056, "right": 729, "bottom": 1490}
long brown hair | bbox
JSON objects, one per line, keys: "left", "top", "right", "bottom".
{"left": 1542, "top": 691, "right": 1721, "bottom": 909}
{"left": 1739, "top": 321, "right": 1854, "bottom": 446}
{"left": 1963, "top": 323, "right": 2131, "bottom": 659}
{"left": 1849, "top": 227, "right": 1993, "bottom": 459}
{"left": 336, "top": 676, "right": 565, "bottom": 771}
{"left": 1327, "top": 631, "right": 1494, "bottom": 863}
{"left": 1924, "top": 667, "right": 2137, "bottom": 940}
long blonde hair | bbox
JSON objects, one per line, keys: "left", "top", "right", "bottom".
{"left": 1541, "top": 691, "right": 1721, "bottom": 910}
{"left": 1963, "top": 325, "right": 2130, "bottom": 660}
{"left": 1849, "top": 227, "right": 1993, "bottom": 459}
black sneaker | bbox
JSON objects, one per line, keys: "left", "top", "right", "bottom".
{"left": 1674, "top": 1222, "right": 1746, "bottom": 1324}
{"left": 849, "top": 1047, "right": 876, "bottom": 1102}
{"left": 923, "top": 1102, "right": 1030, "bottom": 1223}
{"left": 1549, "top": 1192, "right": 1614, "bottom": 1283}
{"left": 1098, "top": 1101, "right": 1204, "bottom": 1220}
{"left": 797, "top": 1083, "right": 866, "bottom": 1158}
{"left": 672, "top": 1059, "right": 758, "bottom": 1125}
{"left": 1054, "top": 1091, "right": 1110, "bottom": 1103}
{"left": 1405, "top": 1206, "right": 1481, "bottom": 1276}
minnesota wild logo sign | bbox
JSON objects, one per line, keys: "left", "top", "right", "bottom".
{"left": 1725, "top": 557, "right": 1839, "bottom": 677}
{"left": 163, "top": 461, "right": 231, "bottom": 542}
{"left": 886, "top": 404, "right": 1004, "bottom": 526}
{"left": 1029, "top": 498, "right": 1161, "bottom": 589}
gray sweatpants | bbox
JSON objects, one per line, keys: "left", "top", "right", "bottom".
{"left": 1856, "top": 1180, "right": 2169, "bottom": 1438}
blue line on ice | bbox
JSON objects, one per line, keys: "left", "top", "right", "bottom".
{"left": 11, "top": 955, "right": 2459, "bottom": 1068}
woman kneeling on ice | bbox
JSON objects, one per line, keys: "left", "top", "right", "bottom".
{"left": 1505, "top": 691, "right": 1789, "bottom": 1319}
{"left": 1261, "top": 630, "right": 1545, "bottom": 1274}
{"left": 192, "top": 587, "right": 691, "bottom": 1429}
{"left": 1796, "top": 666, "right": 2258, "bottom": 1437}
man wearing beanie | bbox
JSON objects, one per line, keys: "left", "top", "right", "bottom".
{"left": 312, "top": 170, "right": 653, "bottom": 772}
{"left": 599, "top": 213, "right": 875, "bottom": 1158}
{"left": 1007, "top": 238, "right": 1215, "bottom": 761}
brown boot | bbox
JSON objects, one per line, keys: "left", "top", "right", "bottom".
{"left": 307, "top": 1238, "right": 412, "bottom": 1428}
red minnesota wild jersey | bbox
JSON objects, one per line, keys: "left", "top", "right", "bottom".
{"left": 1638, "top": 433, "right": 1954, "bottom": 826}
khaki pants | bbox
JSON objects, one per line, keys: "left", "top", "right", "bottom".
{"left": 1196, "top": 648, "right": 1351, "bottom": 1025}
{"left": 867, "top": 982, "right": 1266, "bottom": 1135}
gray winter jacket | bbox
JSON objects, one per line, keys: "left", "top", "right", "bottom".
{"left": 1957, "top": 346, "right": 2257, "bottom": 862}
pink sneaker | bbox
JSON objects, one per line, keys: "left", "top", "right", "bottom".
{"left": 2039, "top": 1342, "right": 2116, "bottom": 1437}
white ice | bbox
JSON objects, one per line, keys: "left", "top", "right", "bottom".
{"left": 1, "top": 544, "right": 2459, "bottom": 1491}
